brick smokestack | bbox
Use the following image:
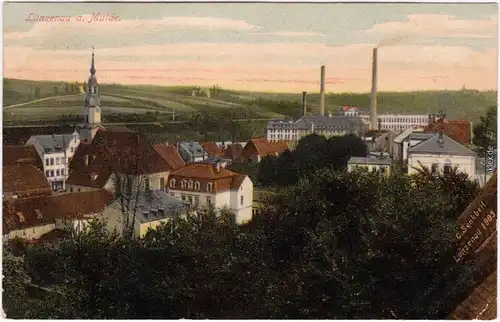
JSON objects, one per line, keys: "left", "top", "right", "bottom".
{"left": 320, "top": 65, "right": 326, "bottom": 116}
{"left": 302, "top": 91, "right": 307, "bottom": 116}
{"left": 370, "top": 48, "right": 378, "bottom": 130}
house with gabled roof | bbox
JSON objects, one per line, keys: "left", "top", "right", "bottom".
{"left": 2, "top": 189, "right": 113, "bottom": 242}
{"left": 3, "top": 164, "right": 52, "bottom": 200}
{"left": 167, "top": 163, "right": 253, "bottom": 224}
{"left": 26, "top": 130, "right": 81, "bottom": 191}
{"left": 177, "top": 141, "right": 207, "bottom": 163}
{"left": 102, "top": 190, "right": 191, "bottom": 238}
{"left": 66, "top": 129, "right": 185, "bottom": 194}
{"left": 407, "top": 132, "right": 476, "bottom": 177}
{"left": 424, "top": 114, "right": 472, "bottom": 146}
{"left": 242, "top": 138, "right": 289, "bottom": 162}
{"left": 3, "top": 144, "right": 44, "bottom": 170}
{"left": 201, "top": 141, "right": 224, "bottom": 158}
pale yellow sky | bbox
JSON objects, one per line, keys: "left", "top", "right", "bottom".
{"left": 3, "top": 3, "right": 499, "bottom": 93}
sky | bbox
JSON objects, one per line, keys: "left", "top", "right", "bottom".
{"left": 3, "top": 2, "right": 499, "bottom": 93}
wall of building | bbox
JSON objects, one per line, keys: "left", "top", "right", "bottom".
{"left": 408, "top": 153, "right": 476, "bottom": 177}
{"left": 3, "top": 223, "right": 56, "bottom": 241}
{"left": 138, "top": 218, "right": 170, "bottom": 238}
{"left": 347, "top": 163, "right": 391, "bottom": 175}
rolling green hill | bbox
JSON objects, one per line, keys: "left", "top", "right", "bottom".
{"left": 3, "top": 78, "right": 497, "bottom": 123}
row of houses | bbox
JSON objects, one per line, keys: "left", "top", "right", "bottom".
{"left": 3, "top": 128, "right": 293, "bottom": 243}
{"left": 345, "top": 112, "right": 494, "bottom": 182}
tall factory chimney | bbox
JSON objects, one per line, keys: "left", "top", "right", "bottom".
{"left": 302, "top": 91, "right": 307, "bottom": 116}
{"left": 370, "top": 48, "right": 378, "bottom": 130}
{"left": 320, "top": 65, "right": 326, "bottom": 116}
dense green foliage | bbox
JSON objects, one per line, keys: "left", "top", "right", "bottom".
{"left": 3, "top": 167, "right": 479, "bottom": 319}
{"left": 473, "top": 105, "right": 497, "bottom": 153}
{"left": 257, "top": 133, "right": 368, "bottom": 187}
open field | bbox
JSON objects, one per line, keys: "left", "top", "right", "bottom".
{"left": 3, "top": 78, "right": 497, "bottom": 123}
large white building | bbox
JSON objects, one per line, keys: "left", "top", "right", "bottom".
{"left": 266, "top": 115, "right": 366, "bottom": 143}
{"left": 407, "top": 132, "right": 476, "bottom": 177}
{"left": 26, "top": 131, "right": 81, "bottom": 191}
{"left": 167, "top": 163, "right": 253, "bottom": 224}
{"left": 339, "top": 107, "right": 429, "bottom": 132}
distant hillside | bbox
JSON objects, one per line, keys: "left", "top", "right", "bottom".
{"left": 3, "top": 78, "right": 497, "bottom": 123}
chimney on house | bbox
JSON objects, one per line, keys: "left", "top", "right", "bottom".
{"left": 320, "top": 66, "right": 326, "bottom": 116}
{"left": 302, "top": 91, "right": 307, "bottom": 117}
{"left": 370, "top": 47, "right": 378, "bottom": 131}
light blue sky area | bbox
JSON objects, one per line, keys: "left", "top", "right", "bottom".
{"left": 4, "top": 2, "right": 498, "bottom": 50}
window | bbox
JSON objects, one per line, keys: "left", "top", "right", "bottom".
{"left": 207, "top": 182, "right": 213, "bottom": 192}
{"left": 70, "top": 187, "right": 73, "bottom": 192}
{"left": 181, "top": 194, "right": 186, "bottom": 201}
{"left": 78, "top": 188, "right": 81, "bottom": 192}
{"left": 170, "top": 178, "right": 176, "bottom": 188}
{"left": 187, "top": 180, "right": 193, "bottom": 190}
{"left": 56, "top": 157, "right": 60, "bottom": 165}
{"left": 194, "top": 196, "right": 200, "bottom": 206}
{"left": 206, "top": 197, "right": 211, "bottom": 205}
{"left": 194, "top": 181, "right": 201, "bottom": 191}
{"left": 144, "top": 177, "right": 150, "bottom": 191}
{"left": 50, "top": 170, "right": 54, "bottom": 177}
{"left": 431, "top": 163, "right": 439, "bottom": 174}
{"left": 380, "top": 167, "right": 386, "bottom": 174}
{"left": 56, "top": 169, "right": 60, "bottom": 176}
{"left": 181, "top": 180, "right": 187, "bottom": 189}
{"left": 240, "top": 195, "right": 244, "bottom": 205}
{"left": 50, "top": 158, "right": 54, "bottom": 165}
{"left": 160, "top": 177, "right": 165, "bottom": 191}
{"left": 188, "top": 195, "right": 193, "bottom": 204}
{"left": 46, "top": 170, "right": 50, "bottom": 177}
{"left": 61, "top": 169, "right": 65, "bottom": 176}
{"left": 45, "top": 158, "right": 50, "bottom": 166}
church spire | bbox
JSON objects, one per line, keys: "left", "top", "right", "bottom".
{"left": 90, "top": 46, "right": 96, "bottom": 75}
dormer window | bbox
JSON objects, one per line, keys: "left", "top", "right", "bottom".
{"left": 90, "top": 173, "right": 98, "bottom": 181}
{"left": 180, "top": 180, "right": 187, "bottom": 189}
{"left": 206, "top": 182, "right": 213, "bottom": 192}
{"left": 187, "top": 180, "right": 194, "bottom": 190}
{"left": 194, "top": 181, "right": 201, "bottom": 191}
{"left": 170, "top": 178, "right": 176, "bottom": 188}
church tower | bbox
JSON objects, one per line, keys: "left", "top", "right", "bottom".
{"left": 80, "top": 47, "right": 102, "bottom": 143}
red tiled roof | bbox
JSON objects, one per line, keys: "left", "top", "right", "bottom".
{"left": 246, "top": 138, "right": 289, "bottom": 158}
{"left": 201, "top": 141, "right": 224, "bottom": 157}
{"left": 169, "top": 163, "right": 248, "bottom": 193}
{"left": 223, "top": 143, "right": 244, "bottom": 161}
{"left": 170, "top": 163, "right": 236, "bottom": 180}
{"left": 67, "top": 131, "right": 181, "bottom": 188}
{"left": 3, "top": 189, "right": 114, "bottom": 234}
{"left": 3, "top": 145, "right": 43, "bottom": 170}
{"left": 424, "top": 119, "right": 472, "bottom": 145}
{"left": 153, "top": 144, "right": 186, "bottom": 170}
{"left": 3, "top": 165, "right": 52, "bottom": 196}
{"left": 230, "top": 174, "right": 247, "bottom": 189}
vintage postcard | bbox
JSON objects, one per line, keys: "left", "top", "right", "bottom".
{"left": 2, "top": 1, "right": 498, "bottom": 320}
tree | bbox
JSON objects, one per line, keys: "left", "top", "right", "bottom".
{"left": 34, "top": 86, "right": 40, "bottom": 98}
{"left": 473, "top": 105, "right": 497, "bottom": 153}
{"left": 65, "top": 83, "right": 69, "bottom": 94}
